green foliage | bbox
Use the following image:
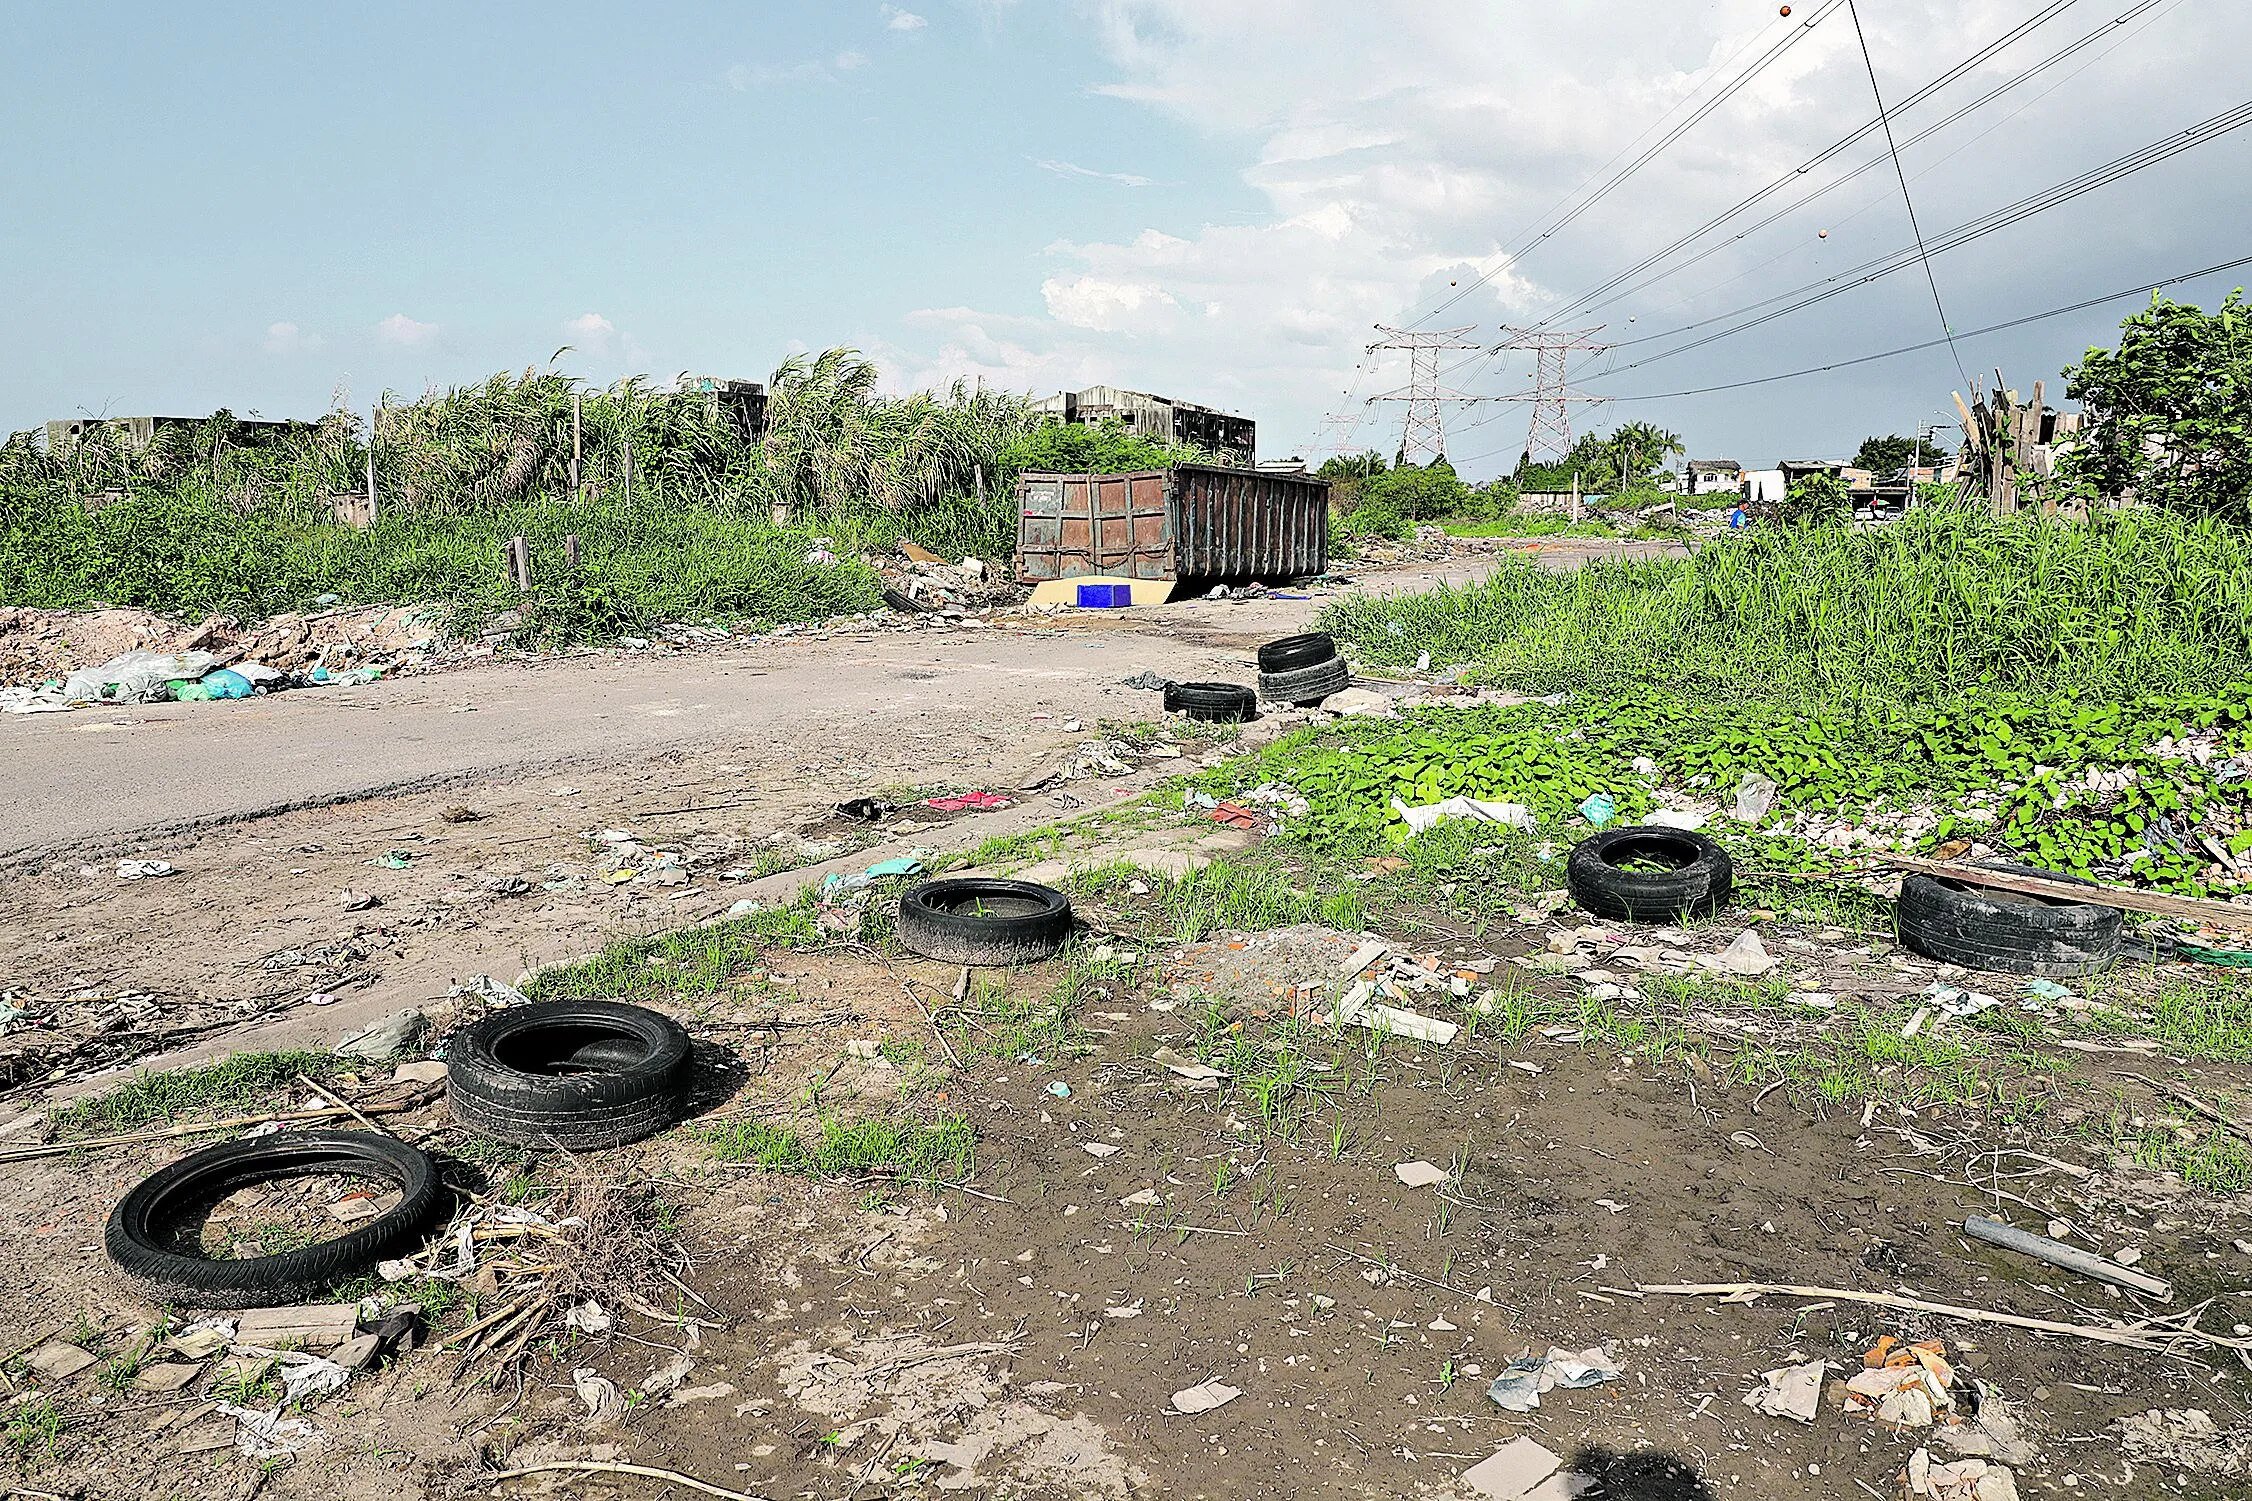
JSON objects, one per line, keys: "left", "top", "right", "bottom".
{"left": 0, "top": 490, "right": 883, "bottom": 633}
{"left": 1774, "top": 470, "right": 1850, "bottom": 524}
{"left": 2063, "top": 290, "right": 2252, "bottom": 521}
{"left": 523, "top": 899, "right": 820, "bottom": 1003}
{"left": 1001, "top": 416, "right": 1210, "bottom": 478}
{"left": 1515, "top": 423, "right": 1685, "bottom": 494}
{"left": 1320, "top": 505, "right": 2252, "bottom": 704}
{"left": 50, "top": 1052, "right": 345, "bottom": 1138}
{"left": 1362, "top": 458, "right": 1472, "bottom": 521}
{"left": 701, "top": 1114, "right": 975, "bottom": 1181}
{"left": 1853, "top": 433, "right": 1943, "bottom": 478}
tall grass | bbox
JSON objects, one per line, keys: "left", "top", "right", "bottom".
{"left": 0, "top": 346, "right": 1217, "bottom": 631}
{"left": 1322, "top": 507, "right": 2252, "bottom": 703}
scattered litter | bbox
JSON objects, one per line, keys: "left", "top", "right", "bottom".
{"left": 1485, "top": 1346, "right": 1623, "bottom": 1412}
{"left": 1578, "top": 793, "right": 1617, "bottom": 827}
{"left": 116, "top": 859, "right": 176, "bottom": 880}
{"left": 1082, "top": 1142, "right": 1121, "bottom": 1158}
{"left": 1393, "top": 1161, "right": 1451, "bottom": 1188}
{"left": 229, "top": 1347, "right": 352, "bottom": 1405}
{"left": 1702, "top": 930, "right": 1779, "bottom": 977}
{"left": 2024, "top": 978, "right": 2072, "bottom": 1002}
{"left": 1906, "top": 1448, "right": 2021, "bottom": 1501}
{"left": 335, "top": 1008, "right": 426, "bottom": 1061}
{"left": 1743, "top": 1360, "right": 1826, "bottom": 1423}
{"left": 1929, "top": 984, "right": 2001, "bottom": 1019}
{"left": 1643, "top": 808, "right": 1710, "bottom": 832}
{"left": 1046, "top": 1081, "right": 1072, "bottom": 1098}
{"left": 1330, "top": 980, "right": 1458, "bottom": 1045}
{"left": 25, "top": 1344, "right": 97, "bottom": 1379}
{"left": 1170, "top": 1379, "right": 1242, "bottom": 1415}
{"left": 565, "top": 1301, "right": 614, "bottom": 1335}
{"left": 572, "top": 1367, "right": 625, "bottom": 1424}
{"left": 1120, "top": 1189, "right": 1163, "bottom": 1207}
{"left": 1844, "top": 1336, "right": 1956, "bottom": 1428}
{"left": 1151, "top": 1046, "right": 1228, "bottom": 1088}
{"left": 925, "top": 791, "right": 1012, "bottom": 813}
{"left": 1121, "top": 671, "right": 1174, "bottom": 691}
{"left": 1461, "top": 1436, "right": 1598, "bottom": 1501}
{"left": 1393, "top": 795, "right": 1536, "bottom": 836}
{"left": 1733, "top": 770, "right": 1779, "bottom": 823}
{"left": 216, "top": 1402, "right": 322, "bottom": 1460}
{"left": 835, "top": 798, "right": 891, "bottom": 822}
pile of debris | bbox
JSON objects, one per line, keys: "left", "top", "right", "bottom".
{"left": 876, "top": 542, "right": 1020, "bottom": 620}
{"left": 0, "top": 604, "right": 449, "bottom": 712}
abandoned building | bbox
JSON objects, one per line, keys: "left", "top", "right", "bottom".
{"left": 1032, "top": 384, "right": 1256, "bottom": 466}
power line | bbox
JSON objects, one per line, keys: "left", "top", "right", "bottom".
{"left": 1408, "top": 1, "right": 1847, "bottom": 328}
{"left": 1537, "top": 0, "right": 2104, "bottom": 329}
{"left": 1846, "top": 0, "right": 1971, "bottom": 386}
{"left": 1363, "top": 326, "right": 1491, "bottom": 464}
{"left": 1598, "top": 247, "right": 2252, "bottom": 401}
{"left": 1491, "top": 327, "right": 1613, "bottom": 462}
{"left": 1561, "top": 0, "right": 2183, "bottom": 330}
{"left": 1603, "top": 96, "right": 2252, "bottom": 371}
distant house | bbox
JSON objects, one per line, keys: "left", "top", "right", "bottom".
{"left": 1032, "top": 384, "right": 1256, "bottom": 465}
{"left": 1686, "top": 459, "right": 1743, "bottom": 496}
{"left": 1740, "top": 469, "right": 1785, "bottom": 505}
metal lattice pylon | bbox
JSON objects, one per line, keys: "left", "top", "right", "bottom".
{"left": 1493, "top": 327, "right": 1611, "bottom": 463}
{"left": 1365, "top": 326, "right": 1489, "bottom": 465}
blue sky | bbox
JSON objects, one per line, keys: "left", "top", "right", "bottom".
{"left": 4, "top": 1, "right": 2246, "bottom": 476}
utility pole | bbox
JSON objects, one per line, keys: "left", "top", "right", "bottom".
{"left": 1493, "top": 326, "right": 1612, "bottom": 464}
{"left": 1364, "top": 326, "right": 1490, "bottom": 466}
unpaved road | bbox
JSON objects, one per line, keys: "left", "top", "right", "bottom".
{"left": 0, "top": 544, "right": 1670, "bottom": 861}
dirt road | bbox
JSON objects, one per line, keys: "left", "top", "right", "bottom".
{"left": 0, "top": 543, "right": 1669, "bottom": 862}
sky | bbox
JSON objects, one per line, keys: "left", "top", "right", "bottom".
{"left": 2, "top": 0, "right": 2246, "bottom": 478}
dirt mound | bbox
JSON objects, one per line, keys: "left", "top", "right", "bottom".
{"left": 0, "top": 604, "right": 451, "bottom": 686}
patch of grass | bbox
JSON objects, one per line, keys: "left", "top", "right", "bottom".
{"left": 701, "top": 1113, "right": 975, "bottom": 1182}
{"left": 49, "top": 1051, "right": 346, "bottom": 1139}
{"left": 4, "top": 1393, "right": 63, "bottom": 1467}
{"left": 523, "top": 899, "right": 819, "bottom": 1003}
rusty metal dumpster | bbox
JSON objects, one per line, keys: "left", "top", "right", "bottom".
{"left": 1013, "top": 464, "right": 1329, "bottom": 583}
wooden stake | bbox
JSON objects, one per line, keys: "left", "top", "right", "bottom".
{"left": 570, "top": 389, "right": 582, "bottom": 502}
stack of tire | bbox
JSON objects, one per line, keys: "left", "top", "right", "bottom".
{"left": 1257, "top": 633, "right": 1351, "bottom": 707}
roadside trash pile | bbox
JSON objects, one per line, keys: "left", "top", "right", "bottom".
{"left": 0, "top": 604, "right": 446, "bottom": 713}
{"left": 875, "top": 542, "right": 1015, "bottom": 619}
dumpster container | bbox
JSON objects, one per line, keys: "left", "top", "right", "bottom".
{"left": 1014, "top": 464, "right": 1329, "bottom": 584}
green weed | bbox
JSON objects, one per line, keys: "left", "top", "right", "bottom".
{"left": 50, "top": 1052, "right": 346, "bottom": 1139}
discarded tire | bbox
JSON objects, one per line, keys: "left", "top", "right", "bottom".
{"left": 1258, "top": 656, "right": 1351, "bottom": 705}
{"left": 1567, "top": 827, "right": 1734, "bottom": 923}
{"left": 1257, "top": 633, "right": 1337, "bottom": 673}
{"left": 897, "top": 877, "right": 1074, "bottom": 966}
{"left": 1896, "top": 862, "right": 2121, "bottom": 977}
{"left": 446, "top": 1000, "right": 692, "bottom": 1148}
{"left": 105, "top": 1131, "right": 444, "bottom": 1309}
{"left": 1164, "top": 681, "right": 1258, "bottom": 723}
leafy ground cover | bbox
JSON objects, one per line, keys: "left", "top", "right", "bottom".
{"left": 1302, "top": 507, "right": 2252, "bottom": 894}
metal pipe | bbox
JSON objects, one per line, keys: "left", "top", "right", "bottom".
{"left": 1963, "top": 1216, "right": 2171, "bottom": 1300}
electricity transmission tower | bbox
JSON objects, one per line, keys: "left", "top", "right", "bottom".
{"left": 1365, "top": 326, "right": 1489, "bottom": 465}
{"left": 1493, "top": 327, "right": 1612, "bottom": 463}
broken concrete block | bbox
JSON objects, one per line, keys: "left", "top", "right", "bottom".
{"left": 24, "top": 1343, "right": 98, "bottom": 1380}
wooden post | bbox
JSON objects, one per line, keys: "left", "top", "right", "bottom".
{"left": 570, "top": 390, "right": 582, "bottom": 503}
{"left": 975, "top": 464, "right": 985, "bottom": 503}
{"left": 565, "top": 534, "right": 581, "bottom": 570}
{"left": 364, "top": 402, "right": 379, "bottom": 522}
{"left": 506, "top": 535, "right": 531, "bottom": 591}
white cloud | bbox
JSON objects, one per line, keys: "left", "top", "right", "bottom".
{"left": 262, "top": 321, "right": 321, "bottom": 355}
{"left": 376, "top": 313, "right": 439, "bottom": 347}
{"left": 836, "top": 49, "right": 870, "bottom": 70}
{"left": 1035, "top": 158, "right": 1156, "bottom": 188}
{"left": 887, "top": 1, "right": 2250, "bottom": 468}
{"left": 565, "top": 312, "right": 616, "bottom": 340}
{"left": 882, "top": 6, "right": 928, "bottom": 31}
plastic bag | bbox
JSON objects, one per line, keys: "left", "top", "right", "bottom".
{"left": 60, "top": 649, "right": 218, "bottom": 706}
{"left": 200, "top": 669, "right": 255, "bottom": 699}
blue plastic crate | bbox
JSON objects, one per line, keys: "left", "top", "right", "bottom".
{"left": 1076, "top": 583, "right": 1132, "bottom": 608}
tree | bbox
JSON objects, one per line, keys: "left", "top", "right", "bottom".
{"left": 1603, "top": 421, "right": 1687, "bottom": 490}
{"left": 1773, "top": 470, "right": 1850, "bottom": 525}
{"left": 1852, "top": 434, "right": 1940, "bottom": 478}
{"left": 1361, "top": 457, "right": 1471, "bottom": 521}
{"left": 2063, "top": 290, "right": 2252, "bottom": 521}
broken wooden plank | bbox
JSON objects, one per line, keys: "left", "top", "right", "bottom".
{"left": 232, "top": 1304, "right": 360, "bottom": 1350}
{"left": 1872, "top": 854, "right": 2252, "bottom": 932}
